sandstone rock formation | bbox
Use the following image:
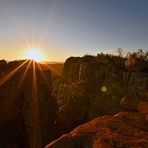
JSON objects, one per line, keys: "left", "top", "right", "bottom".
{"left": 53, "top": 55, "right": 148, "bottom": 137}
{"left": 46, "top": 111, "right": 148, "bottom": 148}
{"left": 55, "top": 56, "right": 125, "bottom": 127}
{"left": 61, "top": 56, "right": 124, "bottom": 116}
{"left": 121, "top": 72, "right": 148, "bottom": 111}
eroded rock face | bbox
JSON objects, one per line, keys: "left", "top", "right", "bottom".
{"left": 63, "top": 56, "right": 123, "bottom": 95}
{"left": 52, "top": 56, "right": 148, "bottom": 137}
{"left": 61, "top": 56, "right": 148, "bottom": 118}
{"left": 46, "top": 112, "right": 148, "bottom": 148}
{"left": 120, "top": 72, "right": 148, "bottom": 111}
{"left": 56, "top": 57, "right": 120, "bottom": 128}
{"left": 0, "top": 60, "right": 58, "bottom": 148}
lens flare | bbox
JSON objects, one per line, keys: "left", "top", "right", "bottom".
{"left": 101, "top": 86, "right": 107, "bottom": 93}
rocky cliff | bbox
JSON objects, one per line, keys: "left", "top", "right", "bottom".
{"left": 0, "top": 60, "right": 58, "bottom": 148}
{"left": 53, "top": 55, "right": 148, "bottom": 135}
{"left": 46, "top": 111, "right": 148, "bottom": 148}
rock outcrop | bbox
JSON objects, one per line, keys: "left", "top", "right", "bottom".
{"left": 121, "top": 72, "right": 148, "bottom": 111}
{"left": 62, "top": 56, "right": 126, "bottom": 117}
{"left": 0, "top": 60, "right": 58, "bottom": 148}
{"left": 46, "top": 111, "right": 148, "bottom": 148}
{"left": 53, "top": 55, "right": 148, "bottom": 136}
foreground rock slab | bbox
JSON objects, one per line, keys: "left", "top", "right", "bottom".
{"left": 46, "top": 112, "right": 148, "bottom": 148}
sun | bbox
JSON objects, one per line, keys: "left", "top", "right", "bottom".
{"left": 24, "top": 49, "right": 42, "bottom": 61}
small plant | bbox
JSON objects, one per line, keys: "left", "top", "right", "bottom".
{"left": 125, "top": 49, "right": 148, "bottom": 72}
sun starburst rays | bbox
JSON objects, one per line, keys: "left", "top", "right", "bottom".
{"left": 16, "top": 60, "right": 32, "bottom": 93}
{"left": 32, "top": 61, "right": 38, "bottom": 102}
{"left": 0, "top": 60, "right": 29, "bottom": 86}
{"left": 44, "top": 63, "right": 62, "bottom": 76}
{"left": 0, "top": 2, "right": 60, "bottom": 147}
{"left": 0, "top": 59, "right": 62, "bottom": 147}
{"left": 36, "top": 63, "right": 49, "bottom": 82}
{"left": 3, "top": 0, "right": 59, "bottom": 61}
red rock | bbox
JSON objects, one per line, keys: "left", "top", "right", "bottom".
{"left": 138, "top": 101, "right": 148, "bottom": 112}
{"left": 46, "top": 112, "right": 148, "bottom": 148}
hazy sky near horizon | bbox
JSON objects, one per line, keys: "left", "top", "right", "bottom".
{"left": 0, "top": 0, "right": 148, "bottom": 61}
